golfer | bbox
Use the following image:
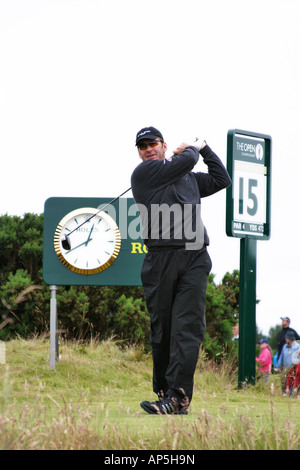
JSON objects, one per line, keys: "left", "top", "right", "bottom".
{"left": 131, "top": 127, "right": 231, "bottom": 414}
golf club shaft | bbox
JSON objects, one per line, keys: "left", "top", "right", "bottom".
{"left": 65, "top": 187, "right": 131, "bottom": 238}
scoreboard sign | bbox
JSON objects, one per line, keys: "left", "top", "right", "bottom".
{"left": 226, "top": 129, "right": 271, "bottom": 240}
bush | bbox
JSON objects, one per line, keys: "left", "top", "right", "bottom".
{"left": 113, "top": 295, "right": 150, "bottom": 349}
{"left": 0, "top": 269, "right": 46, "bottom": 339}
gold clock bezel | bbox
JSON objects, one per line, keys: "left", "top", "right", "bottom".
{"left": 54, "top": 208, "right": 121, "bottom": 275}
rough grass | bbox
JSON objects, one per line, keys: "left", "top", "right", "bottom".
{"left": 0, "top": 336, "right": 299, "bottom": 450}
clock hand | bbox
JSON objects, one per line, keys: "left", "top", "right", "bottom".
{"left": 66, "top": 238, "right": 93, "bottom": 253}
{"left": 85, "top": 224, "right": 94, "bottom": 246}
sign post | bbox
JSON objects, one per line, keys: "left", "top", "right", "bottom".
{"left": 239, "top": 237, "right": 257, "bottom": 386}
{"left": 226, "top": 129, "right": 271, "bottom": 387}
{"left": 49, "top": 285, "right": 58, "bottom": 369}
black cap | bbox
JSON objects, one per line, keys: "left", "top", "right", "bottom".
{"left": 135, "top": 126, "right": 164, "bottom": 146}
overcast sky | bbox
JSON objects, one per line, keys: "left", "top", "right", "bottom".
{"left": 1, "top": 0, "right": 299, "bottom": 336}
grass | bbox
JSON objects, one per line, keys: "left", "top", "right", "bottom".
{"left": 0, "top": 336, "right": 299, "bottom": 450}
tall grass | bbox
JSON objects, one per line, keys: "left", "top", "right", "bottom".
{"left": 0, "top": 337, "right": 299, "bottom": 450}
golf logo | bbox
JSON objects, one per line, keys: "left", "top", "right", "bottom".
{"left": 255, "top": 143, "right": 263, "bottom": 161}
{"left": 235, "top": 139, "right": 264, "bottom": 163}
{"left": 137, "top": 130, "right": 151, "bottom": 139}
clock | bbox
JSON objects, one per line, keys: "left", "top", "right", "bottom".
{"left": 54, "top": 207, "right": 121, "bottom": 275}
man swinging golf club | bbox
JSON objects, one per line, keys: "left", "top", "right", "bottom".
{"left": 131, "top": 126, "right": 231, "bottom": 415}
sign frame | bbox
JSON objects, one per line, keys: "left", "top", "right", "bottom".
{"left": 43, "top": 197, "right": 145, "bottom": 286}
{"left": 226, "top": 129, "right": 272, "bottom": 240}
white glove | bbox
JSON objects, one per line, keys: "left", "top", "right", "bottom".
{"left": 173, "top": 138, "right": 206, "bottom": 155}
{"left": 190, "top": 138, "right": 206, "bottom": 151}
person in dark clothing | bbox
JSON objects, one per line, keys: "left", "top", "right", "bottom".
{"left": 131, "top": 126, "right": 231, "bottom": 415}
{"left": 277, "top": 317, "right": 300, "bottom": 360}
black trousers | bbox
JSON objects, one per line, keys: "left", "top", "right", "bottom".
{"left": 141, "top": 246, "right": 212, "bottom": 402}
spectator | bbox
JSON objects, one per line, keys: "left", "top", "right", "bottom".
{"left": 273, "top": 352, "right": 278, "bottom": 369}
{"left": 256, "top": 339, "right": 272, "bottom": 382}
{"left": 232, "top": 323, "right": 239, "bottom": 341}
{"left": 277, "top": 331, "right": 300, "bottom": 395}
{"left": 291, "top": 350, "right": 300, "bottom": 398}
{"left": 285, "top": 349, "right": 300, "bottom": 398}
{"left": 277, "top": 317, "right": 300, "bottom": 360}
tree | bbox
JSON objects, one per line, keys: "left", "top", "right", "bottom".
{"left": 268, "top": 324, "right": 281, "bottom": 351}
{"left": 0, "top": 213, "right": 43, "bottom": 282}
{"left": 203, "top": 271, "right": 239, "bottom": 357}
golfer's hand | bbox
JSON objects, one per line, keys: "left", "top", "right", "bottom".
{"left": 173, "top": 143, "right": 189, "bottom": 155}
{"left": 173, "top": 139, "right": 206, "bottom": 155}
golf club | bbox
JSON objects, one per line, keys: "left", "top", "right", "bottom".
{"left": 61, "top": 187, "right": 131, "bottom": 251}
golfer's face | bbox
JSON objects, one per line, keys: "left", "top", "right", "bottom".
{"left": 138, "top": 139, "right": 167, "bottom": 161}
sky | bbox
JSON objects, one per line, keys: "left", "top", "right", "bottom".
{"left": 1, "top": 0, "right": 299, "bottom": 336}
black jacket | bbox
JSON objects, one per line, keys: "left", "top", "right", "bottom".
{"left": 131, "top": 145, "right": 231, "bottom": 249}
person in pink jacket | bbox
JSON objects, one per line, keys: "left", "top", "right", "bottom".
{"left": 256, "top": 339, "right": 272, "bottom": 382}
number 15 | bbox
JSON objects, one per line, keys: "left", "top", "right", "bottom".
{"left": 234, "top": 172, "right": 266, "bottom": 224}
{"left": 239, "top": 178, "right": 258, "bottom": 216}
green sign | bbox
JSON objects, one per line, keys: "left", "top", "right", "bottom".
{"left": 226, "top": 129, "right": 272, "bottom": 240}
{"left": 43, "top": 197, "right": 145, "bottom": 286}
{"left": 226, "top": 129, "right": 272, "bottom": 387}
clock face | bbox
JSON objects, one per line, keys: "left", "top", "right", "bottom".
{"left": 54, "top": 208, "right": 121, "bottom": 274}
